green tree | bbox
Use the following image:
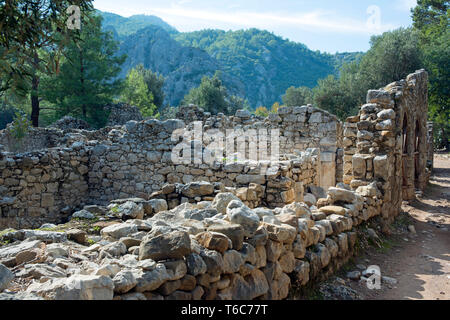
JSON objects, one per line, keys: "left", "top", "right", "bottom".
{"left": 254, "top": 106, "right": 269, "bottom": 117}
{"left": 122, "top": 67, "right": 158, "bottom": 118}
{"left": 313, "top": 75, "right": 357, "bottom": 120}
{"left": 133, "top": 64, "right": 165, "bottom": 110}
{"left": 183, "top": 71, "right": 248, "bottom": 115}
{"left": 0, "top": 0, "right": 94, "bottom": 126}
{"left": 412, "top": 0, "right": 449, "bottom": 149}
{"left": 41, "top": 14, "right": 125, "bottom": 128}
{"left": 313, "top": 27, "right": 423, "bottom": 120}
{"left": 357, "top": 28, "right": 423, "bottom": 91}
{"left": 282, "top": 86, "right": 313, "bottom": 106}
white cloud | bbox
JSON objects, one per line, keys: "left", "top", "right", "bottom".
{"left": 145, "top": 5, "right": 396, "bottom": 35}
{"left": 396, "top": 0, "right": 417, "bottom": 12}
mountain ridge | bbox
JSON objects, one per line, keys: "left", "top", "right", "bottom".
{"left": 98, "top": 10, "right": 363, "bottom": 109}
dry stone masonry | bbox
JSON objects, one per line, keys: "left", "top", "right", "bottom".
{"left": 0, "top": 70, "right": 433, "bottom": 300}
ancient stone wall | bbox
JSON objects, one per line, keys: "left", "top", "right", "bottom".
{"left": 176, "top": 104, "right": 343, "bottom": 189}
{"left": 1, "top": 103, "right": 341, "bottom": 229}
{"left": 343, "top": 69, "right": 431, "bottom": 222}
{"left": 0, "top": 144, "right": 89, "bottom": 229}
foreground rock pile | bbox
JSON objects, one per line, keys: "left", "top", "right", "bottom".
{"left": 0, "top": 180, "right": 383, "bottom": 300}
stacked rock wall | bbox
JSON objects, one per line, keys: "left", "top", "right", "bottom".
{"left": 0, "top": 144, "right": 90, "bottom": 229}
{"left": 0, "top": 70, "right": 431, "bottom": 233}
{"left": 343, "top": 69, "right": 430, "bottom": 222}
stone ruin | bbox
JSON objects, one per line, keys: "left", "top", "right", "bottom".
{"left": 0, "top": 70, "right": 433, "bottom": 300}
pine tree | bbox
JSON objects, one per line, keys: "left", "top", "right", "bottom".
{"left": 41, "top": 13, "right": 125, "bottom": 128}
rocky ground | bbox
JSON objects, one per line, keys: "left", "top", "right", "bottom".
{"left": 301, "top": 154, "right": 450, "bottom": 300}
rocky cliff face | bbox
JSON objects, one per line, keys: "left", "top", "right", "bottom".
{"left": 117, "top": 26, "right": 245, "bottom": 107}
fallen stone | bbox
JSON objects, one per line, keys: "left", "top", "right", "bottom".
{"left": 113, "top": 270, "right": 138, "bottom": 294}
{"left": 212, "top": 193, "right": 241, "bottom": 214}
{"left": 46, "top": 243, "right": 69, "bottom": 258}
{"left": 261, "top": 222, "right": 297, "bottom": 244}
{"left": 328, "top": 187, "right": 357, "bottom": 204}
{"left": 319, "top": 205, "right": 346, "bottom": 216}
{"left": 207, "top": 224, "right": 245, "bottom": 251}
{"left": 72, "top": 210, "right": 95, "bottom": 220}
{"left": 181, "top": 181, "right": 214, "bottom": 198}
{"left": 382, "top": 276, "right": 398, "bottom": 285}
{"left": 27, "top": 274, "right": 114, "bottom": 300}
{"left": 185, "top": 253, "right": 207, "bottom": 276}
{"left": 227, "top": 201, "right": 260, "bottom": 237}
{"left": 66, "top": 229, "right": 87, "bottom": 244}
{"left": 139, "top": 231, "right": 191, "bottom": 261}
{"left": 303, "top": 193, "right": 317, "bottom": 207}
{"left": 195, "top": 232, "right": 230, "bottom": 254}
{"left": 148, "top": 199, "right": 168, "bottom": 214}
{"left": 0, "top": 264, "right": 14, "bottom": 292}
{"left": 16, "top": 263, "right": 66, "bottom": 279}
{"left": 101, "top": 223, "right": 138, "bottom": 240}
{"left": 117, "top": 201, "right": 144, "bottom": 220}
{"left": 135, "top": 264, "right": 171, "bottom": 292}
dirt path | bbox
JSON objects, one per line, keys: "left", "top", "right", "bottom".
{"left": 347, "top": 154, "right": 450, "bottom": 300}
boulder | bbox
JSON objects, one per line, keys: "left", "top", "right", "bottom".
{"left": 327, "top": 187, "right": 357, "bottom": 204}
{"left": 139, "top": 231, "right": 191, "bottom": 261}
{"left": 223, "top": 250, "right": 245, "bottom": 274}
{"left": 27, "top": 275, "right": 114, "bottom": 300}
{"left": 66, "top": 229, "right": 87, "bottom": 244}
{"left": 101, "top": 223, "right": 138, "bottom": 240}
{"left": 0, "top": 264, "right": 14, "bottom": 292}
{"left": 117, "top": 201, "right": 144, "bottom": 220}
{"left": 148, "top": 199, "right": 168, "bottom": 214}
{"left": 319, "top": 205, "right": 346, "bottom": 216}
{"left": 207, "top": 224, "right": 245, "bottom": 251}
{"left": 212, "top": 193, "right": 240, "bottom": 214}
{"left": 185, "top": 253, "right": 207, "bottom": 276}
{"left": 181, "top": 181, "right": 214, "bottom": 198}
{"left": 195, "top": 232, "right": 230, "bottom": 254}
{"left": 261, "top": 222, "right": 297, "bottom": 244}
{"left": 113, "top": 270, "right": 138, "bottom": 294}
{"left": 72, "top": 210, "right": 95, "bottom": 220}
{"left": 303, "top": 193, "right": 317, "bottom": 207}
{"left": 135, "top": 264, "right": 171, "bottom": 292}
{"left": 226, "top": 201, "right": 260, "bottom": 237}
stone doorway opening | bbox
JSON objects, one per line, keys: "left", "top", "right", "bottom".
{"left": 402, "top": 113, "right": 409, "bottom": 189}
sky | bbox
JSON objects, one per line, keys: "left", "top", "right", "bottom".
{"left": 92, "top": 0, "right": 417, "bottom": 53}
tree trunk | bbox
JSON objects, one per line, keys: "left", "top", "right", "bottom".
{"left": 30, "top": 52, "right": 40, "bottom": 127}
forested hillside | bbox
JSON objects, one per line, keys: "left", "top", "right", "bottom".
{"left": 100, "top": 12, "right": 361, "bottom": 108}
{"left": 99, "top": 11, "right": 178, "bottom": 37}
{"left": 174, "top": 29, "right": 361, "bottom": 108}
